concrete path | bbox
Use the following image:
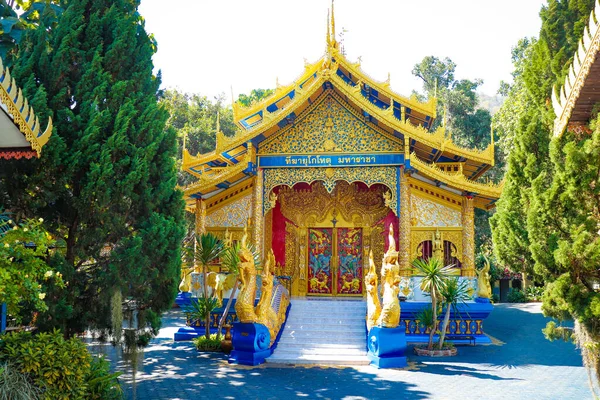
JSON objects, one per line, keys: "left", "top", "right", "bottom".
{"left": 88, "top": 303, "right": 597, "bottom": 400}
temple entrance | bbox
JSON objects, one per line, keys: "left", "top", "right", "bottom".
{"left": 307, "top": 227, "right": 363, "bottom": 296}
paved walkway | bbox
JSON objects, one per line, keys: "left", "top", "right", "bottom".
{"left": 88, "top": 303, "right": 597, "bottom": 399}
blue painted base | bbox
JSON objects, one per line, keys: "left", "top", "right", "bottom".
{"left": 475, "top": 297, "right": 491, "bottom": 303}
{"left": 174, "top": 292, "right": 192, "bottom": 308}
{"left": 367, "top": 325, "right": 408, "bottom": 369}
{"left": 228, "top": 322, "right": 271, "bottom": 366}
{"left": 404, "top": 333, "right": 491, "bottom": 345}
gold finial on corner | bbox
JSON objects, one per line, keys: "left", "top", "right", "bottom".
{"left": 326, "top": 9, "right": 331, "bottom": 49}
{"left": 216, "top": 110, "right": 221, "bottom": 134}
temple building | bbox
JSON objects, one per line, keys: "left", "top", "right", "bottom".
{"left": 181, "top": 8, "right": 502, "bottom": 304}
{"left": 0, "top": 58, "right": 52, "bottom": 161}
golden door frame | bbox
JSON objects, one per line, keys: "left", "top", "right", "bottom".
{"left": 273, "top": 181, "right": 391, "bottom": 297}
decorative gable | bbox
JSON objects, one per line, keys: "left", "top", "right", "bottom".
{"left": 258, "top": 90, "right": 403, "bottom": 155}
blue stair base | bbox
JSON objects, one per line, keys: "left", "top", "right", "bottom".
{"left": 174, "top": 298, "right": 239, "bottom": 341}
{"left": 367, "top": 325, "right": 408, "bottom": 368}
{"left": 229, "top": 322, "right": 272, "bottom": 366}
{"left": 400, "top": 301, "right": 493, "bottom": 345}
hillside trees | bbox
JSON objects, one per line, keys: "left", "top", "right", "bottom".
{"left": 0, "top": 0, "right": 185, "bottom": 337}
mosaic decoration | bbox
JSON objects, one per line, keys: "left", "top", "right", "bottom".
{"left": 399, "top": 277, "right": 415, "bottom": 300}
{"left": 411, "top": 194, "right": 461, "bottom": 227}
{"left": 307, "top": 228, "right": 333, "bottom": 294}
{"left": 205, "top": 194, "right": 252, "bottom": 228}
{"left": 263, "top": 166, "right": 398, "bottom": 215}
{"left": 258, "top": 92, "right": 403, "bottom": 155}
{"left": 336, "top": 228, "right": 363, "bottom": 295}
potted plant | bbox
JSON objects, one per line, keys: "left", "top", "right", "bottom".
{"left": 194, "top": 233, "right": 225, "bottom": 339}
{"left": 412, "top": 257, "right": 455, "bottom": 356}
{"left": 437, "top": 277, "right": 471, "bottom": 350}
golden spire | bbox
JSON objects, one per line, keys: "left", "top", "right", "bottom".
{"left": 216, "top": 110, "right": 220, "bottom": 133}
{"left": 326, "top": 9, "right": 330, "bottom": 48}
{"left": 330, "top": 0, "right": 336, "bottom": 45}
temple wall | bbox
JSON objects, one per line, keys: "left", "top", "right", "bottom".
{"left": 410, "top": 194, "right": 461, "bottom": 227}
{"left": 205, "top": 193, "right": 252, "bottom": 228}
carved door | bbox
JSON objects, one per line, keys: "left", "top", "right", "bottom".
{"left": 307, "top": 228, "right": 333, "bottom": 294}
{"left": 307, "top": 227, "right": 363, "bottom": 296}
{"left": 336, "top": 228, "right": 363, "bottom": 295}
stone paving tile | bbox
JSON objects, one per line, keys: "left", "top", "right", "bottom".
{"left": 88, "top": 303, "right": 598, "bottom": 400}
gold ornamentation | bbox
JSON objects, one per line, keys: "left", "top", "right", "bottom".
{"left": 409, "top": 228, "right": 463, "bottom": 266}
{"left": 278, "top": 181, "right": 390, "bottom": 228}
{"left": 0, "top": 57, "right": 52, "bottom": 156}
{"left": 410, "top": 194, "right": 461, "bottom": 227}
{"left": 252, "top": 170, "right": 264, "bottom": 258}
{"left": 259, "top": 92, "right": 403, "bottom": 155}
{"left": 365, "top": 250, "right": 382, "bottom": 331}
{"left": 195, "top": 199, "right": 206, "bottom": 235}
{"left": 268, "top": 191, "right": 278, "bottom": 211}
{"left": 409, "top": 154, "right": 503, "bottom": 199}
{"left": 398, "top": 168, "right": 411, "bottom": 276}
{"left": 462, "top": 196, "right": 475, "bottom": 277}
{"left": 255, "top": 250, "right": 277, "bottom": 344}
{"left": 263, "top": 166, "right": 398, "bottom": 215}
{"left": 205, "top": 194, "right": 252, "bottom": 228}
{"left": 206, "top": 272, "right": 236, "bottom": 307}
{"left": 476, "top": 257, "right": 492, "bottom": 299}
{"left": 235, "top": 232, "right": 258, "bottom": 323}
{"left": 432, "top": 229, "right": 443, "bottom": 261}
{"left": 183, "top": 153, "right": 251, "bottom": 198}
{"left": 377, "top": 225, "right": 401, "bottom": 328}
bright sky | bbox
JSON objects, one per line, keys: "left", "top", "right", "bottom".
{"left": 138, "top": 0, "right": 546, "bottom": 100}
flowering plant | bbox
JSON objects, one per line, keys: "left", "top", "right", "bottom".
{"left": 500, "top": 267, "right": 522, "bottom": 280}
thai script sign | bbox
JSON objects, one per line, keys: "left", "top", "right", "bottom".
{"left": 258, "top": 153, "right": 404, "bottom": 168}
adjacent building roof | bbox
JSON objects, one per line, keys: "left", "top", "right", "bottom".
{"left": 0, "top": 57, "right": 52, "bottom": 160}
{"left": 553, "top": 0, "right": 600, "bottom": 137}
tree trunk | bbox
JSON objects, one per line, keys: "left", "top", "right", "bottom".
{"left": 438, "top": 304, "right": 451, "bottom": 350}
{"left": 217, "top": 281, "right": 238, "bottom": 340}
{"left": 203, "top": 263, "right": 210, "bottom": 339}
{"left": 428, "top": 293, "right": 437, "bottom": 350}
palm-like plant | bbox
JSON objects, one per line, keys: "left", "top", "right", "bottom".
{"left": 216, "top": 240, "right": 261, "bottom": 339}
{"left": 438, "top": 277, "right": 471, "bottom": 350}
{"left": 412, "top": 257, "right": 454, "bottom": 350}
{"left": 195, "top": 233, "right": 225, "bottom": 339}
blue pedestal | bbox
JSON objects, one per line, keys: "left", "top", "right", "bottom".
{"left": 229, "top": 322, "right": 271, "bottom": 366}
{"left": 475, "top": 297, "right": 491, "bottom": 303}
{"left": 367, "top": 325, "right": 408, "bottom": 368}
{"left": 174, "top": 292, "right": 192, "bottom": 308}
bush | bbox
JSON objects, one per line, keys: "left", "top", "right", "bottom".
{"left": 192, "top": 334, "right": 222, "bottom": 352}
{"left": 507, "top": 288, "right": 527, "bottom": 303}
{"left": 525, "top": 286, "right": 544, "bottom": 302}
{"left": 0, "top": 361, "right": 42, "bottom": 400}
{"left": 0, "top": 330, "right": 122, "bottom": 399}
{"left": 491, "top": 293, "right": 500, "bottom": 303}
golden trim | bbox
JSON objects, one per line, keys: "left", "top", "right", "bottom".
{"left": 0, "top": 57, "right": 52, "bottom": 156}
{"left": 182, "top": 152, "right": 251, "bottom": 199}
{"left": 408, "top": 178, "right": 463, "bottom": 211}
{"left": 409, "top": 153, "right": 503, "bottom": 199}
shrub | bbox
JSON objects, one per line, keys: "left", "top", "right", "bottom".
{"left": 0, "top": 330, "right": 122, "bottom": 399}
{"left": 507, "top": 288, "right": 527, "bottom": 303}
{"left": 525, "top": 286, "right": 544, "bottom": 302}
{"left": 0, "top": 361, "right": 42, "bottom": 400}
{"left": 192, "top": 334, "right": 222, "bottom": 352}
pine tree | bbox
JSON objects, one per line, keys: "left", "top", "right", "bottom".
{"left": 0, "top": 0, "right": 185, "bottom": 336}
{"left": 491, "top": 0, "right": 600, "bottom": 388}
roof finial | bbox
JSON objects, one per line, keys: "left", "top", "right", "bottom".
{"left": 326, "top": 9, "right": 330, "bottom": 49}
{"left": 330, "top": 0, "right": 336, "bottom": 45}
{"left": 230, "top": 85, "right": 235, "bottom": 107}
{"left": 434, "top": 78, "right": 438, "bottom": 98}
{"left": 216, "top": 110, "right": 220, "bottom": 133}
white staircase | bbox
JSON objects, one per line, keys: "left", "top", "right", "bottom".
{"left": 268, "top": 299, "right": 369, "bottom": 365}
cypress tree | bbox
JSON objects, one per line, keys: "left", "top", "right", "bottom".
{"left": 0, "top": 0, "right": 185, "bottom": 336}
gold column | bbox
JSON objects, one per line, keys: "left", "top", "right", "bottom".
{"left": 461, "top": 195, "right": 475, "bottom": 277}
{"left": 398, "top": 167, "right": 411, "bottom": 277}
{"left": 252, "top": 168, "right": 264, "bottom": 260}
{"left": 195, "top": 198, "right": 206, "bottom": 236}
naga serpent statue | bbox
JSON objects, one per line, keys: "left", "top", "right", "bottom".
{"left": 255, "top": 249, "right": 285, "bottom": 345}
{"left": 376, "top": 224, "right": 401, "bottom": 328}
{"left": 235, "top": 232, "right": 258, "bottom": 323}
{"left": 477, "top": 256, "right": 492, "bottom": 299}
{"left": 365, "top": 249, "right": 382, "bottom": 331}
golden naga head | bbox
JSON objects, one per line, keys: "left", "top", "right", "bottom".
{"left": 384, "top": 224, "right": 399, "bottom": 262}
{"left": 239, "top": 227, "right": 253, "bottom": 263}
{"left": 365, "top": 250, "right": 378, "bottom": 290}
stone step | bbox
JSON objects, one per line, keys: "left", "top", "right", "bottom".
{"left": 279, "top": 326, "right": 366, "bottom": 336}
{"left": 272, "top": 347, "right": 367, "bottom": 357}
{"left": 275, "top": 342, "right": 366, "bottom": 351}
{"left": 267, "top": 354, "right": 370, "bottom": 366}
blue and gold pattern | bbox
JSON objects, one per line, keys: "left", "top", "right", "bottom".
{"left": 258, "top": 92, "right": 403, "bottom": 155}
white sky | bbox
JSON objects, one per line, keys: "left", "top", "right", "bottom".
{"left": 138, "top": 0, "right": 546, "bottom": 100}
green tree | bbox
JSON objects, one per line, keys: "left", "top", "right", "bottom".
{"left": 491, "top": 0, "right": 599, "bottom": 389}
{"left": 0, "top": 0, "right": 185, "bottom": 337}
{"left": 237, "top": 88, "right": 274, "bottom": 107}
